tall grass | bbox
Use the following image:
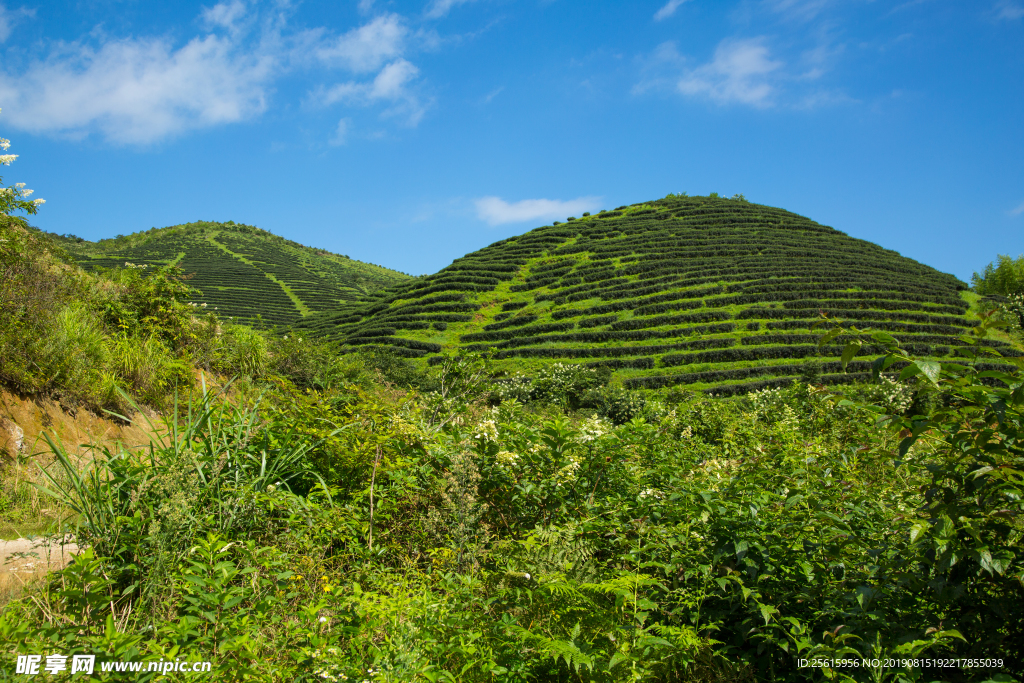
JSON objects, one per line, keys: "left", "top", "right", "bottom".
{"left": 36, "top": 383, "right": 333, "bottom": 618}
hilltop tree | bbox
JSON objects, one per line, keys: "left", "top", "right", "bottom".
{"left": 973, "top": 254, "right": 1024, "bottom": 339}
{"left": 972, "top": 254, "right": 1024, "bottom": 297}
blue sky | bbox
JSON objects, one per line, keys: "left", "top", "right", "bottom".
{"left": 0, "top": 0, "right": 1021, "bottom": 280}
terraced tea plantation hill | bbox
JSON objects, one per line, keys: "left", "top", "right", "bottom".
{"left": 296, "top": 194, "right": 1021, "bottom": 394}
{"left": 63, "top": 221, "right": 411, "bottom": 326}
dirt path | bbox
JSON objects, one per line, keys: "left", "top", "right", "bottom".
{"left": 0, "top": 537, "right": 79, "bottom": 598}
{"left": 1, "top": 537, "right": 79, "bottom": 571}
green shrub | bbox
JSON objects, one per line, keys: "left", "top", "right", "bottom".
{"left": 579, "top": 386, "right": 647, "bottom": 425}
{"left": 219, "top": 325, "right": 270, "bottom": 377}
{"left": 358, "top": 347, "right": 430, "bottom": 389}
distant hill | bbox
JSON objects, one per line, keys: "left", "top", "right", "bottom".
{"left": 295, "top": 194, "right": 1020, "bottom": 394}
{"left": 59, "top": 221, "right": 411, "bottom": 326}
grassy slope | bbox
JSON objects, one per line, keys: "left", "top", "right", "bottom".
{"left": 296, "top": 194, "right": 1021, "bottom": 393}
{"left": 60, "top": 221, "right": 412, "bottom": 326}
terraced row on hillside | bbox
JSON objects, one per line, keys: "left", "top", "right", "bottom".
{"left": 296, "top": 195, "right": 1021, "bottom": 394}
{"left": 65, "top": 221, "right": 410, "bottom": 325}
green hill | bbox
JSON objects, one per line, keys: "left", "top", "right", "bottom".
{"left": 60, "top": 221, "right": 411, "bottom": 326}
{"left": 296, "top": 194, "right": 1020, "bottom": 394}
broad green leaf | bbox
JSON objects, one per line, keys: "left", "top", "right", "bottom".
{"left": 818, "top": 327, "right": 843, "bottom": 347}
{"left": 871, "top": 356, "right": 886, "bottom": 380}
{"left": 898, "top": 364, "right": 921, "bottom": 381}
{"left": 915, "top": 360, "right": 941, "bottom": 386}
{"left": 870, "top": 331, "right": 897, "bottom": 346}
{"left": 909, "top": 522, "right": 928, "bottom": 544}
{"left": 840, "top": 342, "right": 861, "bottom": 371}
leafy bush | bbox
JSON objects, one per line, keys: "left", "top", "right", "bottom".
{"left": 579, "top": 386, "right": 647, "bottom": 424}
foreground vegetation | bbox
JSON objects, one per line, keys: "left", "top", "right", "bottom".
{"left": 2, "top": 317, "right": 1022, "bottom": 681}
{"left": 2, "top": 126, "right": 1022, "bottom": 682}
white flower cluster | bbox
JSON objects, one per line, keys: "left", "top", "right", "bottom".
{"left": 554, "top": 455, "right": 582, "bottom": 485}
{"left": 577, "top": 415, "right": 611, "bottom": 443}
{"left": 747, "top": 386, "right": 802, "bottom": 426}
{"left": 0, "top": 136, "right": 14, "bottom": 166}
{"left": 494, "top": 450, "right": 520, "bottom": 468}
{"left": 864, "top": 376, "right": 914, "bottom": 414}
{"left": 0, "top": 130, "right": 45, "bottom": 206}
{"left": 473, "top": 419, "right": 499, "bottom": 443}
{"left": 0, "top": 183, "right": 42, "bottom": 203}
{"left": 748, "top": 386, "right": 786, "bottom": 415}
{"left": 124, "top": 262, "right": 149, "bottom": 269}
{"left": 1000, "top": 293, "right": 1024, "bottom": 335}
{"left": 310, "top": 647, "right": 347, "bottom": 681}
{"left": 495, "top": 374, "right": 533, "bottom": 402}
{"left": 638, "top": 488, "right": 664, "bottom": 500}
{"left": 779, "top": 404, "right": 800, "bottom": 430}
{"left": 534, "top": 362, "right": 596, "bottom": 397}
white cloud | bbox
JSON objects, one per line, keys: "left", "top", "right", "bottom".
{"left": 475, "top": 196, "right": 603, "bottom": 226}
{"left": 677, "top": 38, "right": 782, "bottom": 107}
{"left": 372, "top": 59, "right": 419, "bottom": 98}
{"left": 315, "top": 14, "right": 406, "bottom": 73}
{"left": 425, "top": 0, "right": 478, "bottom": 19}
{"left": 654, "top": 0, "right": 690, "bottom": 21}
{"left": 319, "top": 58, "right": 427, "bottom": 126}
{"left": 0, "top": 5, "right": 436, "bottom": 143}
{"left": 0, "top": 33, "right": 273, "bottom": 144}
{"left": 994, "top": 0, "right": 1024, "bottom": 20}
{"left": 329, "top": 117, "right": 350, "bottom": 146}
{"left": 1010, "top": 200, "right": 1024, "bottom": 216}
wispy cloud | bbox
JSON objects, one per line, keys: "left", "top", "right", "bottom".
{"left": 329, "top": 118, "right": 350, "bottom": 146}
{"left": 764, "top": 0, "right": 834, "bottom": 23}
{"left": 317, "top": 58, "right": 427, "bottom": 126}
{"left": 677, "top": 38, "right": 783, "bottom": 107}
{"left": 0, "top": 3, "right": 34, "bottom": 44}
{"left": 654, "top": 0, "right": 691, "bottom": 21}
{"left": 201, "top": 0, "right": 247, "bottom": 31}
{"left": 1010, "top": 200, "right": 1024, "bottom": 216}
{"left": 424, "top": 0, "right": 478, "bottom": 20}
{"left": 993, "top": 0, "right": 1024, "bottom": 20}
{"left": 478, "top": 86, "right": 503, "bottom": 105}
{"left": 638, "top": 0, "right": 865, "bottom": 110}
{"left": 315, "top": 13, "right": 406, "bottom": 73}
{"left": 475, "top": 196, "right": 602, "bottom": 226}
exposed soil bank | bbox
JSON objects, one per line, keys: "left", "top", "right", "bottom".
{"left": 1, "top": 389, "right": 159, "bottom": 460}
